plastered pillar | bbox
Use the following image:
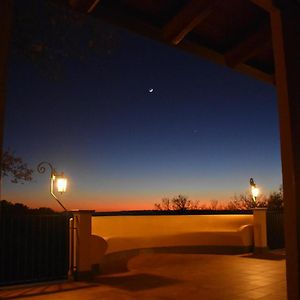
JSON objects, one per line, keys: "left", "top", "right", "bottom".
{"left": 71, "top": 210, "right": 95, "bottom": 280}
{"left": 253, "top": 208, "right": 268, "bottom": 253}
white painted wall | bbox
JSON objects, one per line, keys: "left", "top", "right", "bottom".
{"left": 91, "top": 215, "right": 254, "bottom": 254}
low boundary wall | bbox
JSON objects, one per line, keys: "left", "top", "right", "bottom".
{"left": 70, "top": 210, "right": 269, "bottom": 278}
{"left": 92, "top": 214, "right": 254, "bottom": 253}
{"left": 90, "top": 213, "right": 254, "bottom": 273}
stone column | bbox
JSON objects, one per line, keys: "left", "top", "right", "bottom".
{"left": 253, "top": 208, "right": 268, "bottom": 253}
{"left": 269, "top": 6, "right": 300, "bottom": 300}
{"left": 71, "top": 210, "right": 95, "bottom": 280}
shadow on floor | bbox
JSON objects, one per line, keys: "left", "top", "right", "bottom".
{"left": 241, "top": 252, "right": 286, "bottom": 261}
{"left": 100, "top": 246, "right": 251, "bottom": 275}
{"left": 93, "top": 273, "right": 181, "bottom": 291}
{"left": 0, "top": 281, "right": 98, "bottom": 299}
{"left": 0, "top": 273, "right": 180, "bottom": 298}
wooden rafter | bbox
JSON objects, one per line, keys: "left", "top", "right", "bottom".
{"left": 87, "top": 0, "right": 101, "bottom": 13}
{"left": 250, "top": 0, "right": 295, "bottom": 11}
{"left": 90, "top": 3, "right": 274, "bottom": 84}
{"left": 250, "top": 0, "right": 278, "bottom": 11}
{"left": 181, "top": 38, "right": 275, "bottom": 84}
{"left": 225, "top": 24, "right": 271, "bottom": 68}
{"left": 51, "top": 0, "right": 274, "bottom": 84}
{"left": 162, "top": 0, "right": 219, "bottom": 45}
{"left": 68, "top": 0, "right": 100, "bottom": 12}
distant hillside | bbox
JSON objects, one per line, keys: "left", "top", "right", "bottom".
{"left": 0, "top": 200, "right": 57, "bottom": 215}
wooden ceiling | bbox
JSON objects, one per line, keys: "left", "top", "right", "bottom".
{"left": 59, "top": 0, "right": 276, "bottom": 84}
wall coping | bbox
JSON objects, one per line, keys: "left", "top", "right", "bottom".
{"left": 71, "top": 209, "right": 95, "bottom": 213}
{"left": 93, "top": 210, "right": 254, "bottom": 217}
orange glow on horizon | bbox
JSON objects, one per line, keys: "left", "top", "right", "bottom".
{"left": 3, "top": 193, "right": 234, "bottom": 212}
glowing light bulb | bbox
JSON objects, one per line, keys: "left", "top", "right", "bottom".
{"left": 56, "top": 176, "right": 67, "bottom": 193}
{"left": 251, "top": 186, "right": 259, "bottom": 199}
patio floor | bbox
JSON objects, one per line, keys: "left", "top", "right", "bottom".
{"left": 0, "top": 251, "right": 286, "bottom": 300}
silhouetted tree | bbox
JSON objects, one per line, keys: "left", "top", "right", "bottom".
{"left": 208, "top": 199, "right": 219, "bottom": 210}
{"left": 171, "top": 195, "right": 191, "bottom": 211}
{"left": 154, "top": 197, "right": 171, "bottom": 210}
{"left": 1, "top": 0, "right": 116, "bottom": 189}
{"left": 0, "top": 0, "right": 13, "bottom": 191}
{"left": 267, "top": 186, "right": 284, "bottom": 210}
{"left": 226, "top": 186, "right": 284, "bottom": 210}
{"left": 0, "top": 199, "right": 56, "bottom": 214}
{"left": 12, "top": 0, "right": 117, "bottom": 80}
{"left": 155, "top": 195, "right": 201, "bottom": 211}
{"left": 0, "top": 199, "right": 28, "bottom": 214}
{"left": 2, "top": 149, "right": 33, "bottom": 183}
{"left": 226, "top": 192, "right": 267, "bottom": 210}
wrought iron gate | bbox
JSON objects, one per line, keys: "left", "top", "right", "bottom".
{"left": 0, "top": 214, "right": 69, "bottom": 286}
{"left": 267, "top": 210, "right": 285, "bottom": 250}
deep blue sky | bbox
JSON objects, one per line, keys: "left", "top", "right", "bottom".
{"left": 3, "top": 11, "right": 281, "bottom": 211}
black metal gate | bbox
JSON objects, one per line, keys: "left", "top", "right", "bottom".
{"left": 267, "top": 210, "right": 285, "bottom": 250}
{"left": 0, "top": 214, "right": 69, "bottom": 286}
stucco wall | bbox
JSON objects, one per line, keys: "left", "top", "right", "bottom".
{"left": 91, "top": 214, "right": 253, "bottom": 255}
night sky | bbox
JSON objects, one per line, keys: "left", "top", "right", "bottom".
{"left": 3, "top": 6, "right": 281, "bottom": 211}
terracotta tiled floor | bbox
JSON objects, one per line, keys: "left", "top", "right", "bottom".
{"left": 0, "top": 252, "right": 286, "bottom": 300}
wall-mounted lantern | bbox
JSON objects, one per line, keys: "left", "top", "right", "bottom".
{"left": 250, "top": 177, "right": 259, "bottom": 202}
{"left": 37, "top": 161, "right": 68, "bottom": 211}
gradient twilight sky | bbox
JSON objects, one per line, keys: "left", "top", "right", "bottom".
{"left": 3, "top": 6, "right": 282, "bottom": 211}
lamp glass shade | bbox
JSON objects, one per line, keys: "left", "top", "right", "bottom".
{"left": 57, "top": 177, "right": 67, "bottom": 193}
{"left": 251, "top": 186, "right": 259, "bottom": 198}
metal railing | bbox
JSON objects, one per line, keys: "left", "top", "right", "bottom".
{"left": 0, "top": 214, "right": 69, "bottom": 286}
{"left": 267, "top": 209, "right": 285, "bottom": 249}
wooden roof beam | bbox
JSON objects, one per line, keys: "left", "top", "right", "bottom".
{"left": 251, "top": 0, "right": 278, "bottom": 11}
{"left": 162, "top": 0, "right": 219, "bottom": 45}
{"left": 250, "top": 0, "right": 295, "bottom": 12}
{"left": 90, "top": 2, "right": 274, "bottom": 84}
{"left": 225, "top": 24, "right": 271, "bottom": 68}
{"left": 68, "top": 0, "right": 101, "bottom": 13}
{"left": 180, "top": 39, "right": 275, "bottom": 84}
